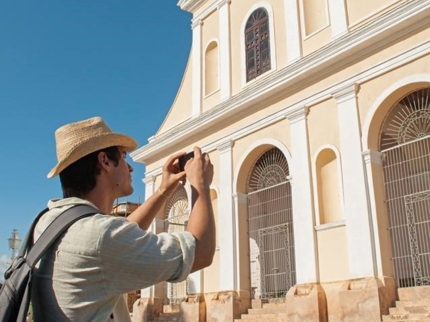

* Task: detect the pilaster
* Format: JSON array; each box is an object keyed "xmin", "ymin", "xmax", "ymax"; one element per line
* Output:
[
  {"xmin": 285, "ymin": 107, "xmax": 318, "ymax": 284},
  {"xmin": 233, "ymin": 192, "xmax": 247, "ymax": 290},
  {"xmin": 218, "ymin": 0, "xmax": 231, "ymax": 101},
  {"xmin": 284, "ymin": 0, "xmax": 302, "ymax": 62},
  {"xmin": 333, "ymin": 85, "xmax": 376, "ymax": 278},
  {"xmin": 217, "ymin": 140, "xmax": 236, "ymax": 290},
  {"xmin": 192, "ymin": 19, "xmax": 203, "ymax": 117},
  {"xmin": 327, "ymin": 0, "xmax": 348, "ymax": 39}
]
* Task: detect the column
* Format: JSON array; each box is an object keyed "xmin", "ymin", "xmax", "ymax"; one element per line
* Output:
[
  {"xmin": 362, "ymin": 149, "xmax": 383, "ymax": 276},
  {"xmin": 192, "ymin": 19, "xmax": 203, "ymax": 117},
  {"xmin": 333, "ymin": 85, "xmax": 375, "ymax": 278},
  {"xmin": 286, "ymin": 107, "xmax": 318, "ymax": 284},
  {"xmin": 218, "ymin": 0, "xmax": 231, "ymax": 101},
  {"xmin": 141, "ymin": 175, "xmax": 155, "ymax": 298},
  {"xmin": 284, "ymin": 0, "xmax": 302, "ymax": 62},
  {"xmin": 233, "ymin": 192, "xmax": 247, "ymax": 290},
  {"xmin": 217, "ymin": 140, "xmax": 236, "ymax": 290},
  {"xmin": 327, "ymin": 0, "xmax": 348, "ymax": 39}
]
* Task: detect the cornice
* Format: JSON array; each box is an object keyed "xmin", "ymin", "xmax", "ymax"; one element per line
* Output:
[
  {"xmin": 331, "ymin": 84, "xmax": 358, "ymax": 103},
  {"xmin": 285, "ymin": 106, "xmax": 309, "ymax": 124},
  {"xmin": 177, "ymin": 0, "xmax": 208, "ymax": 13},
  {"xmin": 131, "ymin": 0, "xmax": 430, "ymax": 163},
  {"xmin": 217, "ymin": 140, "xmax": 234, "ymax": 152}
]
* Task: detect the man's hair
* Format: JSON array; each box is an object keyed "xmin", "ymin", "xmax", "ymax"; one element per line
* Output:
[{"xmin": 60, "ymin": 146, "xmax": 121, "ymax": 198}]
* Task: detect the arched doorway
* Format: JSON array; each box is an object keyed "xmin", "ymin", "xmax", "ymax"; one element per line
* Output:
[
  {"xmin": 380, "ymin": 87, "xmax": 430, "ymax": 288},
  {"xmin": 246, "ymin": 147, "xmax": 296, "ymax": 301},
  {"xmin": 165, "ymin": 186, "xmax": 189, "ymax": 303}
]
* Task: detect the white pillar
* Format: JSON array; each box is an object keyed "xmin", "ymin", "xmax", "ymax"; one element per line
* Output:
[
  {"xmin": 286, "ymin": 107, "xmax": 318, "ymax": 284},
  {"xmin": 218, "ymin": 0, "xmax": 231, "ymax": 101},
  {"xmin": 327, "ymin": 0, "xmax": 348, "ymax": 39},
  {"xmin": 233, "ymin": 192, "xmax": 247, "ymax": 290},
  {"xmin": 141, "ymin": 175, "xmax": 156, "ymax": 298},
  {"xmin": 333, "ymin": 85, "xmax": 376, "ymax": 278},
  {"xmin": 217, "ymin": 140, "xmax": 236, "ymax": 290},
  {"xmin": 192, "ymin": 19, "xmax": 203, "ymax": 117},
  {"xmin": 362, "ymin": 149, "xmax": 383, "ymax": 276},
  {"xmin": 283, "ymin": 0, "xmax": 302, "ymax": 62}
]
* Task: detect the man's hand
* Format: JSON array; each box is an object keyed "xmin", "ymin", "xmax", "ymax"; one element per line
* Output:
[{"xmin": 158, "ymin": 151, "xmax": 187, "ymax": 198}]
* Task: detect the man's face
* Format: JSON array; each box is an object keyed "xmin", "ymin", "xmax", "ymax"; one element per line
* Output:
[{"xmin": 110, "ymin": 147, "xmax": 134, "ymax": 198}]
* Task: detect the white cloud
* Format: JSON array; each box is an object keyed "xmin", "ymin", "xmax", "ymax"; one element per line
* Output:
[{"xmin": 0, "ymin": 254, "xmax": 10, "ymax": 283}]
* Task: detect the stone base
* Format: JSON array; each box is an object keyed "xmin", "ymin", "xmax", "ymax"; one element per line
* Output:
[
  {"xmin": 323, "ymin": 276, "xmax": 396, "ymax": 322},
  {"xmin": 131, "ymin": 297, "xmax": 163, "ymax": 322},
  {"xmin": 181, "ymin": 294, "xmax": 206, "ymax": 322},
  {"xmin": 205, "ymin": 290, "xmax": 250, "ymax": 322},
  {"xmin": 286, "ymin": 283, "xmax": 327, "ymax": 322}
]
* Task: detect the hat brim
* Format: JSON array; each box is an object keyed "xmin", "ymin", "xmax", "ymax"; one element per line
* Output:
[{"xmin": 47, "ymin": 132, "xmax": 137, "ymax": 178}]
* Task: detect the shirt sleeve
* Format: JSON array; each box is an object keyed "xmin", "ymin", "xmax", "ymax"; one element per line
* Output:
[{"xmin": 98, "ymin": 217, "xmax": 196, "ymax": 296}]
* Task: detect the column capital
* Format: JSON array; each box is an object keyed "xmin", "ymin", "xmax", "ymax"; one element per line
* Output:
[
  {"xmin": 332, "ymin": 84, "xmax": 358, "ymax": 103},
  {"xmin": 143, "ymin": 175, "xmax": 155, "ymax": 185},
  {"xmin": 217, "ymin": 140, "xmax": 234, "ymax": 152},
  {"xmin": 233, "ymin": 192, "xmax": 247, "ymax": 204},
  {"xmin": 362, "ymin": 149, "xmax": 382, "ymax": 165},
  {"xmin": 217, "ymin": 0, "xmax": 231, "ymax": 9},
  {"xmin": 191, "ymin": 19, "xmax": 204, "ymax": 30},
  {"xmin": 285, "ymin": 106, "xmax": 309, "ymax": 124}
]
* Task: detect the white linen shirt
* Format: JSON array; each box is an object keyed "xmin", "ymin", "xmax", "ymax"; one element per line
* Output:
[{"xmin": 31, "ymin": 198, "xmax": 195, "ymax": 322}]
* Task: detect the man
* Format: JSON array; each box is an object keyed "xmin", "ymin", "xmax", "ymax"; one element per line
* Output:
[{"xmin": 32, "ymin": 116, "xmax": 215, "ymax": 322}]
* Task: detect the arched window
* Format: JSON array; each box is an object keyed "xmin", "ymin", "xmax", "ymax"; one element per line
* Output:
[
  {"xmin": 245, "ymin": 8, "xmax": 271, "ymax": 82},
  {"xmin": 205, "ymin": 41, "xmax": 219, "ymax": 95}
]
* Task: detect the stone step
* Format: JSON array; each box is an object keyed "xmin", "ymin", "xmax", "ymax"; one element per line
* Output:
[
  {"xmin": 397, "ymin": 300, "xmax": 430, "ymax": 308},
  {"xmin": 382, "ymin": 313, "xmax": 430, "ymax": 321},
  {"xmin": 248, "ymin": 307, "xmax": 287, "ymax": 315},
  {"xmin": 390, "ymin": 306, "xmax": 430, "ymax": 315},
  {"xmin": 151, "ymin": 312, "xmax": 182, "ymax": 322},
  {"xmin": 240, "ymin": 313, "xmax": 278, "ymax": 321},
  {"xmin": 399, "ymin": 286, "xmax": 430, "ymax": 302}
]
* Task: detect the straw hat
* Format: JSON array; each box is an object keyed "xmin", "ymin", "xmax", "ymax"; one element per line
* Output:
[{"xmin": 47, "ymin": 116, "xmax": 138, "ymax": 178}]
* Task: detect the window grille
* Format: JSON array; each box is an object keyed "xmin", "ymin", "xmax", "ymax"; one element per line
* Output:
[
  {"xmin": 165, "ymin": 186, "xmax": 190, "ymax": 304},
  {"xmin": 247, "ymin": 148, "xmax": 295, "ymax": 301},
  {"xmin": 380, "ymin": 88, "xmax": 430, "ymax": 288},
  {"xmin": 245, "ymin": 8, "xmax": 271, "ymax": 82}
]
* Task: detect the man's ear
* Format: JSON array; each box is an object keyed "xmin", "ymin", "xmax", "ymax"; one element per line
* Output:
[{"xmin": 98, "ymin": 151, "xmax": 111, "ymax": 171}]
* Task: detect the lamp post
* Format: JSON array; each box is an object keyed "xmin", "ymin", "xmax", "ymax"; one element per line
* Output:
[{"xmin": 8, "ymin": 229, "xmax": 21, "ymax": 262}]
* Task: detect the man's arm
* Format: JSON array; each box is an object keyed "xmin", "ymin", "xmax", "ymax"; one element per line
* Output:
[
  {"xmin": 184, "ymin": 147, "xmax": 216, "ymax": 272},
  {"xmin": 126, "ymin": 152, "xmax": 186, "ymax": 230}
]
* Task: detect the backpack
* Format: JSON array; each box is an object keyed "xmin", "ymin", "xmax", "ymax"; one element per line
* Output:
[{"xmin": 0, "ymin": 204, "xmax": 98, "ymax": 322}]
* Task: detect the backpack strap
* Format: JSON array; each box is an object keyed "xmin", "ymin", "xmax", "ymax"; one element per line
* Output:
[{"xmin": 26, "ymin": 204, "xmax": 99, "ymax": 267}]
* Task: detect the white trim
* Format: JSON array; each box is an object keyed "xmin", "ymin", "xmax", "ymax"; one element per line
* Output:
[
  {"xmin": 327, "ymin": 0, "xmax": 348, "ymax": 39},
  {"xmin": 219, "ymin": 0, "xmax": 231, "ymax": 100},
  {"xmin": 192, "ymin": 20, "xmax": 203, "ymax": 117},
  {"xmin": 178, "ymin": 0, "xmax": 208, "ymax": 13},
  {"xmin": 240, "ymin": 2, "xmax": 277, "ymax": 88},
  {"xmin": 299, "ymin": 0, "xmax": 330, "ymax": 39},
  {"xmin": 361, "ymin": 74, "xmax": 430, "ymax": 150},
  {"xmin": 284, "ymin": 0, "xmax": 302, "ymax": 62},
  {"xmin": 203, "ymin": 39, "xmax": 220, "ymax": 97},
  {"xmin": 233, "ymin": 138, "xmax": 292, "ymax": 191},
  {"xmin": 311, "ymin": 145, "xmax": 344, "ymax": 226},
  {"xmin": 314, "ymin": 220, "xmax": 346, "ymax": 231}
]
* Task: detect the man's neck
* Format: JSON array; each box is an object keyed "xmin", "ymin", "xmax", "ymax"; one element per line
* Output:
[{"xmin": 82, "ymin": 186, "xmax": 115, "ymax": 214}]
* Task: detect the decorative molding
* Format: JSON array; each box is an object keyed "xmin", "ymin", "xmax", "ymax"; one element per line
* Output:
[
  {"xmin": 285, "ymin": 106, "xmax": 309, "ymax": 124},
  {"xmin": 131, "ymin": 1, "xmax": 430, "ymax": 163},
  {"xmin": 191, "ymin": 19, "xmax": 203, "ymax": 30},
  {"xmin": 314, "ymin": 220, "xmax": 346, "ymax": 231},
  {"xmin": 143, "ymin": 175, "xmax": 155, "ymax": 185},
  {"xmin": 332, "ymin": 84, "xmax": 358, "ymax": 103},
  {"xmin": 217, "ymin": 140, "xmax": 234, "ymax": 152},
  {"xmin": 217, "ymin": 0, "xmax": 231, "ymax": 10},
  {"xmin": 362, "ymin": 149, "xmax": 382, "ymax": 165},
  {"xmin": 233, "ymin": 193, "xmax": 248, "ymax": 205},
  {"xmin": 178, "ymin": 0, "xmax": 208, "ymax": 13}
]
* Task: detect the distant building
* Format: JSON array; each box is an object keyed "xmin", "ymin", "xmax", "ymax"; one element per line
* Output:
[{"xmin": 131, "ymin": 0, "xmax": 430, "ymax": 321}]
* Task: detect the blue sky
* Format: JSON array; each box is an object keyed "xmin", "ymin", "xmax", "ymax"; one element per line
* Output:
[{"xmin": 0, "ymin": 1, "xmax": 192, "ymax": 281}]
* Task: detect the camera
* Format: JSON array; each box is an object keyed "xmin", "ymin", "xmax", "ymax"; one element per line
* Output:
[{"xmin": 178, "ymin": 151, "xmax": 194, "ymax": 171}]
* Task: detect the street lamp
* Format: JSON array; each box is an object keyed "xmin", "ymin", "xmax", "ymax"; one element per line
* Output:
[{"xmin": 8, "ymin": 229, "xmax": 21, "ymax": 262}]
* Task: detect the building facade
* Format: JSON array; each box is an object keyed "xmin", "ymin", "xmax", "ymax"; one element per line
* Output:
[{"xmin": 131, "ymin": 0, "xmax": 430, "ymax": 321}]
